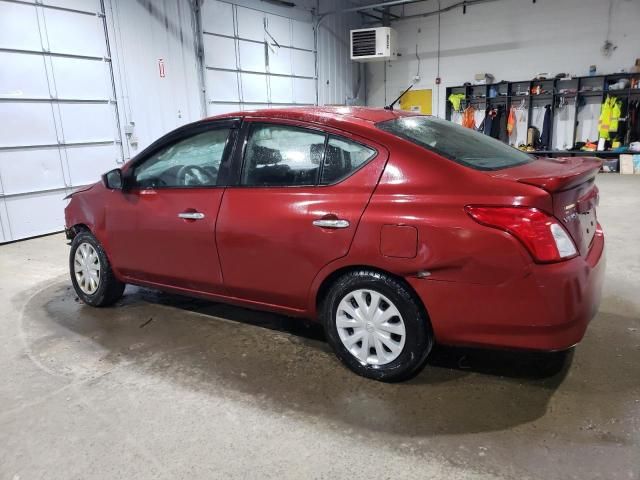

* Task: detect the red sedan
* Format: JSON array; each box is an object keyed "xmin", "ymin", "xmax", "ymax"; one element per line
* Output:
[{"xmin": 65, "ymin": 107, "xmax": 605, "ymax": 381}]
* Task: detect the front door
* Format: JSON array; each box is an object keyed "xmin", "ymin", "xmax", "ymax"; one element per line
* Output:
[
  {"xmin": 216, "ymin": 120, "xmax": 387, "ymax": 310},
  {"xmin": 106, "ymin": 121, "xmax": 238, "ymax": 294}
]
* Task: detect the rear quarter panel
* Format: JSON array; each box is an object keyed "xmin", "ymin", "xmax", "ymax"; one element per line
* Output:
[{"xmin": 307, "ymin": 136, "xmax": 552, "ymax": 314}]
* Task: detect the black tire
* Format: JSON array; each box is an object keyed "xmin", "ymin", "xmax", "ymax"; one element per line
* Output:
[
  {"xmin": 321, "ymin": 269, "xmax": 433, "ymax": 382},
  {"xmin": 69, "ymin": 231, "xmax": 125, "ymax": 307}
]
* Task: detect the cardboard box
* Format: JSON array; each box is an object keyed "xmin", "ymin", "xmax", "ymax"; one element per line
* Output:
[
  {"xmin": 619, "ymin": 154, "xmax": 640, "ymax": 174},
  {"xmin": 474, "ymin": 73, "xmax": 494, "ymax": 85}
]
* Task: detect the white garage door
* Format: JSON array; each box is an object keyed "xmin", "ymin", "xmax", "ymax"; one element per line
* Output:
[
  {"xmin": 0, "ymin": 0, "xmax": 123, "ymax": 243},
  {"xmin": 200, "ymin": 0, "xmax": 317, "ymax": 116}
]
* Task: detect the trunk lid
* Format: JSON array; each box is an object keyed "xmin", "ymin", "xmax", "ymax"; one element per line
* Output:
[{"xmin": 488, "ymin": 157, "xmax": 602, "ymax": 256}]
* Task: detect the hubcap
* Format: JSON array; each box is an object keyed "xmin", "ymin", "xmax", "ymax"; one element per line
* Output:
[
  {"xmin": 335, "ymin": 289, "xmax": 406, "ymax": 366},
  {"xmin": 74, "ymin": 242, "xmax": 101, "ymax": 295}
]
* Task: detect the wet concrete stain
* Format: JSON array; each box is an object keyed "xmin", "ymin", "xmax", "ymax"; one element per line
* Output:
[{"xmin": 22, "ymin": 280, "xmax": 640, "ymax": 479}]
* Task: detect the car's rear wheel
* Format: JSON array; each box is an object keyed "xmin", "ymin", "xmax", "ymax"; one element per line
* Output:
[
  {"xmin": 70, "ymin": 231, "xmax": 125, "ymax": 307},
  {"xmin": 322, "ymin": 270, "xmax": 433, "ymax": 382}
]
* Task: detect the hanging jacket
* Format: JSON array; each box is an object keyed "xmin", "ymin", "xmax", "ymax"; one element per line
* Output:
[
  {"xmin": 498, "ymin": 106, "xmax": 508, "ymax": 143},
  {"xmin": 610, "ymin": 98, "xmax": 621, "ymax": 133},
  {"xmin": 461, "ymin": 106, "xmax": 476, "ymax": 129},
  {"xmin": 598, "ymin": 96, "xmax": 613, "ymax": 139},
  {"xmin": 540, "ymin": 105, "xmax": 552, "ymax": 150},
  {"xmin": 490, "ymin": 107, "xmax": 501, "ymax": 138},
  {"xmin": 448, "ymin": 93, "xmax": 465, "ymax": 112},
  {"xmin": 628, "ymin": 100, "xmax": 640, "ymax": 143},
  {"xmin": 598, "ymin": 95, "xmax": 622, "ymax": 139},
  {"xmin": 483, "ymin": 108, "xmax": 494, "ymax": 136},
  {"xmin": 507, "ymin": 107, "xmax": 516, "ymax": 136}
]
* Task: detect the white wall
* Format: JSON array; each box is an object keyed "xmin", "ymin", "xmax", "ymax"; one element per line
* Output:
[{"xmin": 366, "ymin": 0, "xmax": 640, "ymax": 118}]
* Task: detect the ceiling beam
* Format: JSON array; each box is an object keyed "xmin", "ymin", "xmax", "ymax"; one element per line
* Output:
[
  {"xmin": 344, "ymin": 0, "xmax": 429, "ymax": 13},
  {"xmin": 373, "ymin": 7, "xmax": 399, "ymax": 18}
]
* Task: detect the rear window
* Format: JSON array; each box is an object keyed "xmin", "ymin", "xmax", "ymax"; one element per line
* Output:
[{"xmin": 377, "ymin": 116, "xmax": 533, "ymax": 171}]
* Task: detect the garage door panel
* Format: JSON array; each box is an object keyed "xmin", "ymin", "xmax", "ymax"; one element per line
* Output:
[
  {"xmin": 293, "ymin": 78, "xmax": 315, "ymax": 104},
  {"xmin": 51, "ymin": 57, "xmax": 111, "ymax": 100},
  {"xmin": 236, "ymin": 7, "xmax": 264, "ymax": 42},
  {"xmin": 201, "ymin": 2, "xmax": 316, "ymax": 117},
  {"xmin": 42, "ymin": 8, "xmax": 106, "ymax": 57},
  {"xmin": 0, "ymin": 204, "xmax": 8, "ymax": 243},
  {"xmin": 42, "ymin": 0, "xmax": 101, "ymax": 14},
  {"xmin": 0, "ymin": 2, "xmax": 42, "ymax": 51},
  {"xmin": 204, "ymin": 36, "xmax": 236, "ymax": 69},
  {"xmin": 207, "ymin": 103, "xmax": 240, "ymax": 116},
  {"xmin": 242, "ymin": 104, "xmax": 270, "ymax": 111},
  {"xmin": 206, "ymin": 70, "xmax": 239, "ymax": 102},
  {"xmin": 0, "ymin": 0, "xmax": 121, "ymax": 243},
  {"xmin": 0, "ymin": 149, "xmax": 66, "ymax": 195},
  {"xmin": 239, "ymin": 40, "xmax": 266, "ymax": 73},
  {"xmin": 0, "ymin": 103, "xmax": 58, "ymax": 147},
  {"xmin": 266, "ymin": 14, "xmax": 291, "ymax": 47},
  {"xmin": 240, "ymin": 73, "xmax": 268, "ymax": 103},
  {"xmin": 201, "ymin": 0, "xmax": 234, "ymax": 36},
  {"xmin": 4, "ymin": 190, "xmax": 67, "ymax": 240},
  {"xmin": 58, "ymin": 103, "xmax": 116, "ymax": 143},
  {"xmin": 268, "ymin": 47, "xmax": 291, "ymax": 75},
  {"xmin": 269, "ymin": 76, "xmax": 293, "ymax": 104},
  {"xmin": 65, "ymin": 144, "xmax": 118, "ymax": 186},
  {"xmin": 292, "ymin": 20, "xmax": 314, "ymax": 51},
  {"xmin": 292, "ymin": 49, "xmax": 315, "ymax": 78},
  {"xmin": 0, "ymin": 52, "xmax": 50, "ymax": 99}
]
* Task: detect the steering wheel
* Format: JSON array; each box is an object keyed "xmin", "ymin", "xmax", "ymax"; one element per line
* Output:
[{"xmin": 176, "ymin": 165, "xmax": 215, "ymax": 186}]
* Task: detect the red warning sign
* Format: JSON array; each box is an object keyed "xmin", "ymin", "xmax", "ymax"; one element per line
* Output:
[{"xmin": 158, "ymin": 58, "xmax": 166, "ymax": 78}]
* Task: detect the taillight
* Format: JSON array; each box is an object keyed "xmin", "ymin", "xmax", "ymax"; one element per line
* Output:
[{"xmin": 465, "ymin": 206, "xmax": 577, "ymax": 263}]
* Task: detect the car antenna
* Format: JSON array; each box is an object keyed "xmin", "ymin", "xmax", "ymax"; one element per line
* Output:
[{"xmin": 384, "ymin": 83, "xmax": 414, "ymax": 111}]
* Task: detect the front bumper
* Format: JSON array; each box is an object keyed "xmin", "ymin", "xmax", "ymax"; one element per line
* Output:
[{"xmin": 408, "ymin": 228, "xmax": 606, "ymax": 351}]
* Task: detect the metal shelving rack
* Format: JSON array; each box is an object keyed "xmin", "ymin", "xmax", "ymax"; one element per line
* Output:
[{"xmin": 445, "ymin": 73, "xmax": 640, "ymax": 158}]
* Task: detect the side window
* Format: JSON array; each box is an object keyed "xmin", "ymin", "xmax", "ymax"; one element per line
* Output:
[
  {"xmin": 133, "ymin": 128, "xmax": 230, "ymax": 188},
  {"xmin": 320, "ymin": 136, "xmax": 376, "ymax": 185},
  {"xmin": 241, "ymin": 124, "xmax": 326, "ymax": 187}
]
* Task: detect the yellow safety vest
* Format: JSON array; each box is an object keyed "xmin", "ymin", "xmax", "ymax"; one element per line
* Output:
[{"xmin": 599, "ymin": 96, "xmax": 622, "ymax": 140}]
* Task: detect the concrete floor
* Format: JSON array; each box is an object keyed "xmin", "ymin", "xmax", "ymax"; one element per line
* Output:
[{"xmin": 1, "ymin": 174, "xmax": 639, "ymax": 480}]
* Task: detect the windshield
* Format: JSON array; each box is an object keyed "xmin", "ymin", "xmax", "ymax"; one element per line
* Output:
[{"xmin": 377, "ymin": 116, "xmax": 533, "ymax": 171}]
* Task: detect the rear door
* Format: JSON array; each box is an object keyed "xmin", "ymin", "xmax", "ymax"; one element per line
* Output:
[
  {"xmin": 215, "ymin": 119, "xmax": 388, "ymax": 310},
  {"xmin": 106, "ymin": 120, "xmax": 239, "ymax": 294}
]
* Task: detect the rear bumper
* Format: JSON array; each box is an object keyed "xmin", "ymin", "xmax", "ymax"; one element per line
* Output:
[{"xmin": 408, "ymin": 228, "xmax": 605, "ymax": 351}]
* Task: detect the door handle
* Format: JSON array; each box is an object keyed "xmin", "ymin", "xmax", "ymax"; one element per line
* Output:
[
  {"xmin": 312, "ymin": 218, "xmax": 350, "ymax": 229},
  {"xmin": 178, "ymin": 211, "xmax": 205, "ymax": 220}
]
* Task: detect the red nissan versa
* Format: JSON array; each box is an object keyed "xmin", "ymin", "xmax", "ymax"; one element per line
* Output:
[{"xmin": 64, "ymin": 107, "xmax": 605, "ymax": 381}]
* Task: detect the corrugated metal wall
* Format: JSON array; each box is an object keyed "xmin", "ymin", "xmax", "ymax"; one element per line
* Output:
[
  {"xmin": 105, "ymin": 0, "xmax": 203, "ymax": 157},
  {"xmin": 317, "ymin": 0, "xmax": 364, "ymax": 106}
]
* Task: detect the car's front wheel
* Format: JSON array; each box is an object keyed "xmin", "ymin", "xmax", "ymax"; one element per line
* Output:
[
  {"xmin": 70, "ymin": 231, "xmax": 125, "ymax": 307},
  {"xmin": 322, "ymin": 270, "xmax": 433, "ymax": 382}
]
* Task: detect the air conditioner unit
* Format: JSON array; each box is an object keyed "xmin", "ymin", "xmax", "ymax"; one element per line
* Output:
[{"xmin": 350, "ymin": 27, "xmax": 397, "ymax": 62}]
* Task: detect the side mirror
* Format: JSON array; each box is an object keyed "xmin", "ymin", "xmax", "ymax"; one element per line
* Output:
[{"xmin": 103, "ymin": 168, "xmax": 123, "ymax": 190}]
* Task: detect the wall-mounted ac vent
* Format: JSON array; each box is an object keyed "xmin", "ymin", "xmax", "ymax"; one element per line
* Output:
[{"xmin": 350, "ymin": 27, "xmax": 397, "ymax": 62}]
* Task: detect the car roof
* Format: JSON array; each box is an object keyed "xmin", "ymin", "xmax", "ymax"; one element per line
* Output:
[{"xmin": 209, "ymin": 106, "xmax": 420, "ymax": 131}]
